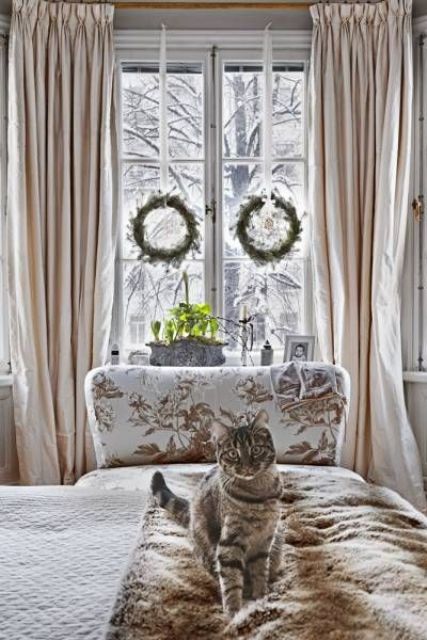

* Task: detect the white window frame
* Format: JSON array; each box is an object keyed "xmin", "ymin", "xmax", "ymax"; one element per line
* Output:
[
  {"xmin": 114, "ymin": 30, "xmax": 312, "ymax": 355},
  {"xmin": 0, "ymin": 32, "xmax": 8, "ymax": 368},
  {"xmin": 114, "ymin": 46, "xmax": 213, "ymax": 350},
  {"xmin": 214, "ymin": 47, "xmax": 312, "ymax": 335},
  {"xmin": 403, "ymin": 19, "xmax": 427, "ymax": 372}
]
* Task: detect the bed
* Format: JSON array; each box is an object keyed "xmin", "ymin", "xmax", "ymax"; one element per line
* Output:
[
  {"xmin": 0, "ymin": 464, "xmax": 364, "ymax": 640},
  {"xmin": 1, "ymin": 363, "xmax": 426, "ymax": 640}
]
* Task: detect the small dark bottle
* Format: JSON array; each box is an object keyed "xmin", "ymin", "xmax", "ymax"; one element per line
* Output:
[
  {"xmin": 111, "ymin": 343, "xmax": 120, "ymax": 365},
  {"xmin": 260, "ymin": 340, "xmax": 273, "ymax": 366}
]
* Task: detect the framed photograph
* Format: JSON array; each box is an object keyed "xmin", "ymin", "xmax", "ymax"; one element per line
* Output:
[{"xmin": 284, "ymin": 335, "xmax": 315, "ymax": 363}]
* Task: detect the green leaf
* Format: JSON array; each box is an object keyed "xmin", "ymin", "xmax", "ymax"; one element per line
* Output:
[
  {"xmin": 182, "ymin": 270, "xmax": 190, "ymax": 305},
  {"xmin": 164, "ymin": 319, "xmax": 177, "ymax": 344},
  {"xmin": 151, "ymin": 320, "xmax": 161, "ymax": 341},
  {"xmin": 195, "ymin": 303, "xmax": 211, "ymax": 315},
  {"xmin": 209, "ymin": 318, "xmax": 219, "ymax": 337}
]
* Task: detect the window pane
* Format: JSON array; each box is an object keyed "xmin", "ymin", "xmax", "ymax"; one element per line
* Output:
[
  {"xmin": 223, "ymin": 162, "xmax": 262, "ymax": 257},
  {"xmin": 122, "ymin": 163, "xmax": 160, "ymax": 259},
  {"xmin": 223, "ymin": 162, "xmax": 304, "ymax": 258},
  {"xmin": 223, "ymin": 65, "xmax": 262, "ymax": 159},
  {"xmin": 167, "ymin": 69, "xmax": 204, "ymax": 160},
  {"xmin": 122, "ymin": 162, "xmax": 205, "ymax": 259},
  {"xmin": 223, "ymin": 259, "xmax": 304, "ymax": 350},
  {"xmin": 169, "ymin": 162, "xmax": 204, "ymax": 220},
  {"xmin": 122, "ymin": 64, "xmax": 203, "ymax": 160},
  {"xmin": 272, "ymin": 162, "xmax": 304, "ymax": 212},
  {"xmin": 122, "ymin": 69, "xmax": 160, "ymax": 159},
  {"xmin": 223, "ymin": 63, "xmax": 304, "ymax": 160},
  {"xmin": 122, "ymin": 260, "xmax": 204, "ymax": 350},
  {"xmin": 273, "ymin": 67, "xmax": 304, "ymax": 159}
]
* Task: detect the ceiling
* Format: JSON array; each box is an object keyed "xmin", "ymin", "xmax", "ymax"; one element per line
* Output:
[{"xmin": 0, "ymin": 0, "xmax": 425, "ymax": 30}]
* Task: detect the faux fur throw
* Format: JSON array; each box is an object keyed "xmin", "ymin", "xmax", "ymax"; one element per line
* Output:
[{"xmin": 105, "ymin": 472, "xmax": 427, "ymax": 640}]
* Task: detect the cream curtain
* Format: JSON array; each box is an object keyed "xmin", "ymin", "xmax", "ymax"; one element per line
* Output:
[
  {"xmin": 7, "ymin": 0, "xmax": 118, "ymax": 484},
  {"xmin": 310, "ymin": 0, "xmax": 426, "ymax": 510}
]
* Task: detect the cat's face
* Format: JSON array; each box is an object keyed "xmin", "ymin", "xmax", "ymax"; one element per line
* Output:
[{"xmin": 212, "ymin": 410, "xmax": 276, "ymax": 480}]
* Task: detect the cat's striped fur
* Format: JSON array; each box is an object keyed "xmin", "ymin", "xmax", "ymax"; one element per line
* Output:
[{"xmin": 151, "ymin": 410, "xmax": 282, "ymax": 617}]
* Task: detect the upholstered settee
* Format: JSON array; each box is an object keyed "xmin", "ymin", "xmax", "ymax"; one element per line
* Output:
[{"xmin": 85, "ymin": 362, "xmax": 349, "ymax": 470}]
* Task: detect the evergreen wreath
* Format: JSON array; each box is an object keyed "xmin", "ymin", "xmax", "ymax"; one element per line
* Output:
[
  {"xmin": 236, "ymin": 193, "xmax": 302, "ymax": 265},
  {"xmin": 130, "ymin": 192, "xmax": 201, "ymax": 268}
]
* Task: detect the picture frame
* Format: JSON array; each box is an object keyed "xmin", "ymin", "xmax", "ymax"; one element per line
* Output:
[{"xmin": 283, "ymin": 335, "xmax": 315, "ymax": 363}]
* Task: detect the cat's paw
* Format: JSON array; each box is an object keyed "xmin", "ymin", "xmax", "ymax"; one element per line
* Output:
[
  {"xmin": 224, "ymin": 605, "xmax": 240, "ymax": 619},
  {"xmin": 251, "ymin": 587, "xmax": 267, "ymax": 601},
  {"xmin": 269, "ymin": 567, "xmax": 282, "ymax": 584},
  {"xmin": 223, "ymin": 598, "xmax": 242, "ymax": 619},
  {"xmin": 150, "ymin": 471, "xmax": 170, "ymax": 507},
  {"xmin": 150, "ymin": 470, "xmax": 166, "ymax": 495}
]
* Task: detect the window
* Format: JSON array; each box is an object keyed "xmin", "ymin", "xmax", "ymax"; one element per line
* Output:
[
  {"xmin": 221, "ymin": 61, "xmax": 306, "ymax": 348},
  {"xmin": 129, "ymin": 314, "xmax": 146, "ymax": 346},
  {"xmin": 120, "ymin": 61, "xmax": 206, "ymax": 350},
  {"xmin": 403, "ymin": 32, "xmax": 427, "ymax": 371},
  {"xmin": 117, "ymin": 43, "xmax": 310, "ymax": 356},
  {"xmin": 0, "ymin": 35, "xmax": 8, "ymax": 368}
]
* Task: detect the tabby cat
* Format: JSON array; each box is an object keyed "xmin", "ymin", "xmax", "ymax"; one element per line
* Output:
[{"xmin": 151, "ymin": 409, "xmax": 282, "ymax": 617}]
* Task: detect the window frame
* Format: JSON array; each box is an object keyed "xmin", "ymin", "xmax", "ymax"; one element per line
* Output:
[
  {"xmin": 214, "ymin": 48, "xmax": 312, "ymax": 336},
  {"xmin": 403, "ymin": 25, "xmax": 427, "ymax": 371},
  {"xmin": 114, "ymin": 33, "xmax": 313, "ymax": 355},
  {"xmin": 0, "ymin": 33, "xmax": 8, "ymax": 368},
  {"xmin": 114, "ymin": 47, "xmax": 214, "ymax": 351}
]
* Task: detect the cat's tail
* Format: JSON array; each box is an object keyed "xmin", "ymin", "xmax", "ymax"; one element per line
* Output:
[{"xmin": 151, "ymin": 471, "xmax": 190, "ymax": 528}]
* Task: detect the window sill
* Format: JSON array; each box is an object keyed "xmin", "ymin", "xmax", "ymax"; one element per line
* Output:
[
  {"xmin": 403, "ymin": 371, "xmax": 427, "ymax": 384},
  {"xmin": 0, "ymin": 374, "xmax": 12, "ymax": 388},
  {"xmin": 224, "ymin": 350, "xmax": 287, "ymax": 366}
]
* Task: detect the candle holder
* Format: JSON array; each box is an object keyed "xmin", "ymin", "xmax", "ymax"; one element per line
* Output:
[{"xmin": 239, "ymin": 317, "xmax": 254, "ymax": 366}]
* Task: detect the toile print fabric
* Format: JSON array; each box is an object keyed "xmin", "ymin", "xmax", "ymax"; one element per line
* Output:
[{"xmin": 85, "ymin": 363, "xmax": 349, "ymax": 469}]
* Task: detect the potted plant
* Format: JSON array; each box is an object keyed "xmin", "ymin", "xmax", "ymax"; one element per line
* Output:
[{"xmin": 148, "ymin": 272, "xmax": 226, "ymax": 367}]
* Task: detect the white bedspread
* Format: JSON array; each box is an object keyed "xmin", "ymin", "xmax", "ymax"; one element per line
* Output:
[{"xmin": 0, "ymin": 487, "xmax": 145, "ymax": 640}]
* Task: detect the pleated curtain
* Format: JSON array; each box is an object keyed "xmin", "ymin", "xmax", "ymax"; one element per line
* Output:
[
  {"xmin": 310, "ymin": 0, "xmax": 426, "ymax": 510},
  {"xmin": 7, "ymin": 0, "xmax": 118, "ymax": 484}
]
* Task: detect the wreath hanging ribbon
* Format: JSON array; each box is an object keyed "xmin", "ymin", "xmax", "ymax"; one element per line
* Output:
[
  {"xmin": 263, "ymin": 22, "xmax": 273, "ymax": 210},
  {"xmin": 159, "ymin": 23, "xmax": 168, "ymax": 194},
  {"xmin": 130, "ymin": 25, "xmax": 201, "ymax": 267},
  {"xmin": 235, "ymin": 24, "xmax": 302, "ymax": 265}
]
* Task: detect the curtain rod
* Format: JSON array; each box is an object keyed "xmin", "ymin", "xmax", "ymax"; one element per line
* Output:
[
  {"xmin": 113, "ymin": 1, "xmax": 380, "ymax": 10},
  {"xmin": 114, "ymin": 1, "xmax": 312, "ymax": 8}
]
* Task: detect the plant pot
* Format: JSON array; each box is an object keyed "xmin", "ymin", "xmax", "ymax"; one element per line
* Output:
[{"xmin": 148, "ymin": 339, "xmax": 226, "ymax": 367}]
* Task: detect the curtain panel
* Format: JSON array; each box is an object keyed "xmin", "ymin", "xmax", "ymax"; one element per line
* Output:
[
  {"xmin": 7, "ymin": 0, "xmax": 118, "ymax": 484},
  {"xmin": 310, "ymin": 0, "xmax": 426, "ymax": 510}
]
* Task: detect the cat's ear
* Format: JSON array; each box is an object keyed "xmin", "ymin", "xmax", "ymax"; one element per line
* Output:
[
  {"xmin": 251, "ymin": 410, "xmax": 269, "ymax": 432},
  {"xmin": 211, "ymin": 420, "xmax": 230, "ymax": 443}
]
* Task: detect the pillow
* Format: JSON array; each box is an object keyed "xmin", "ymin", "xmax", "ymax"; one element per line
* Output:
[{"xmin": 85, "ymin": 363, "xmax": 349, "ymax": 469}]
